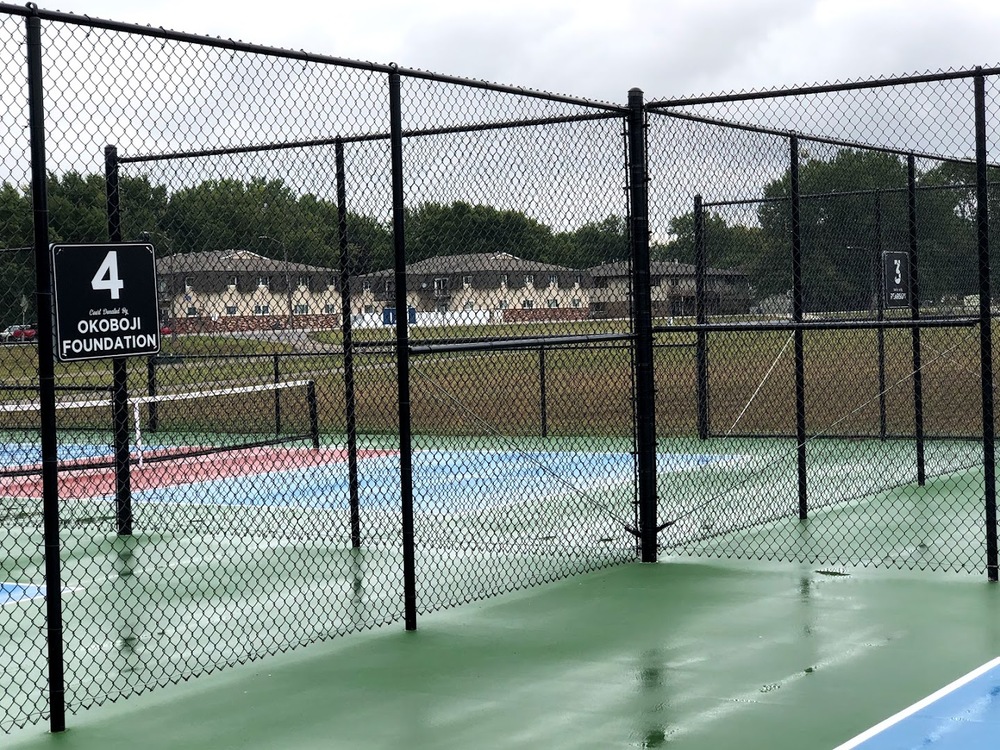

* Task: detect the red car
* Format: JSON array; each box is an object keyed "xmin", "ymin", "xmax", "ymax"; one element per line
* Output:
[{"xmin": 1, "ymin": 324, "xmax": 35, "ymax": 342}]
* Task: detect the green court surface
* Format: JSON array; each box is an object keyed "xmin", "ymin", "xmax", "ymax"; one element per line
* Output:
[{"xmin": 6, "ymin": 558, "xmax": 1000, "ymax": 750}]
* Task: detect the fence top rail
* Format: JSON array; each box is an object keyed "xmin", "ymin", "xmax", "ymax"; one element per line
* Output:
[
  {"xmin": 118, "ymin": 112, "xmax": 623, "ymax": 165},
  {"xmin": 701, "ymin": 180, "xmax": 993, "ymax": 209},
  {"xmin": 645, "ymin": 108, "xmax": 985, "ymax": 169},
  {"xmin": 647, "ymin": 65, "xmax": 1000, "ymax": 109},
  {"xmin": 654, "ymin": 317, "xmax": 981, "ymax": 334},
  {"xmin": 409, "ymin": 332, "xmax": 636, "ymax": 355},
  {"xmin": 4, "ymin": 3, "xmax": 626, "ymax": 115}
]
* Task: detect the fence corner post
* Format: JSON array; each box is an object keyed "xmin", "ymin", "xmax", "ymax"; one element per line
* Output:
[{"xmin": 627, "ymin": 88, "xmax": 659, "ymax": 563}]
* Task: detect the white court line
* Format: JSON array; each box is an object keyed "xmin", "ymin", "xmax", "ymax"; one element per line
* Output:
[{"xmin": 832, "ymin": 655, "xmax": 1000, "ymax": 749}]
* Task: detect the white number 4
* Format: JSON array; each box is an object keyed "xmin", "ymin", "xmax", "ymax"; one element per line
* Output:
[{"xmin": 92, "ymin": 251, "xmax": 124, "ymax": 299}]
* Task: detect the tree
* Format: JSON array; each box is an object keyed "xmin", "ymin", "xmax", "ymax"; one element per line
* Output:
[
  {"xmin": 556, "ymin": 215, "xmax": 629, "ymax": 266},
  {"xmin": 404, "ymin": 201, "xmax": 555, "ymax": 266},
  {"xmin": 657, "ymin": 211, "xmax": 765, "ymax": 270}
]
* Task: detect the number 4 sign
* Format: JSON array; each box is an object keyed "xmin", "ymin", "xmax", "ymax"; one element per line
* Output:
[
  {"xmin": 51, "ymin": 243, "xmax": 161, "ymax": 362},
  {"xmin": 91, "ymin": 250, "xmax": 125, "ymax": 299}
]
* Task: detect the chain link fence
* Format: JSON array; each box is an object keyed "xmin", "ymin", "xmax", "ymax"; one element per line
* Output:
[
  {"xmin": 1, "ymin": 1, "xmax": 999, "ymax": 736},
  {"xmin": 646, "ymin": 73, "xmax": 997, "ymax": 573}
]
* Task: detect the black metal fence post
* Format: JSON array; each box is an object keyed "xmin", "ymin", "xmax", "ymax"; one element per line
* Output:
[
  {"xmin": 874, "ymin": 192, "xmax": 887, "ymax": 440},
  {"xmin": 694, "ymin": 194, "xmax": 710, "ymax": 440},
  {"xmin": 27, "ymin": 9, "xmax": 66, "ymax": 733},
  {"xmin": 974, "ymin": 71, "xmax": 998, "ymax": 581},
  {"xmin": 627, "ymin": 88, "xmax": 659, "ymax": 563},
  {"xmin": 336, "ymin": 138, "xmax": 362, "ymax": 550},
  {"xmin": 907, "ymin": 155, "xmax": 926, "ymax": 485},
  {"xmin": 390, "ymin": 71, "xmax": 418, "ymax": 626},
  {"xmin": 105, "ymin": 145, "xmax": 133, "ymax": 537},
  {"xmin": 790, "ymin": 136, "xmax": 808, "ymax": 520},
  {"xmin": 539, "ymin": 346, "xmax": 548, "ymax": 438}
]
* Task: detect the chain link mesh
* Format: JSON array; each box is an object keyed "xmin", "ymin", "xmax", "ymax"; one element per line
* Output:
[
  {"xmin": 648, "ymin": 72, "xmax": 997, "ymax": 574},
  {"xmin": 2, "ymin": 4, "xmax": 1000, "ymax": 735}
]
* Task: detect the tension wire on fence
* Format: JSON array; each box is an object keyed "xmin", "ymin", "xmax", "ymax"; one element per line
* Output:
[
  {"xmin": 720, "ymin": 333, "xmax": 795, "ymax": 439},
  {"xmin": 659, "ymin": 336, "xmax": 970, "ymax": 537}
]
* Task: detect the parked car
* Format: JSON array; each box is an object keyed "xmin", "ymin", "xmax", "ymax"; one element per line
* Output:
[{"xmin": 0, "ymin": 324, "xmax": 36, "ymax": 342}]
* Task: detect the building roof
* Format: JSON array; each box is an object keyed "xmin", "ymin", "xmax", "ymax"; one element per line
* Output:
[
  {"xmin": 156, "ymin": 249, "xmax": 335, "ymax": 275},
  {"xmin": 361, "ymin": 252, "xmax": 578, "ymax": 277}
]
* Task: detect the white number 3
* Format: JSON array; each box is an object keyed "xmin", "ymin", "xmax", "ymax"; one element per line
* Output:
[{"xmin": 91, "ymin": 251, "xmax": 124, "ymax": 299}]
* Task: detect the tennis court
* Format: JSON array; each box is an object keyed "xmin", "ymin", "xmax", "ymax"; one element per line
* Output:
[{"xmin": 4, "ymin": 558, "xmax": 999, "ymax": 750}]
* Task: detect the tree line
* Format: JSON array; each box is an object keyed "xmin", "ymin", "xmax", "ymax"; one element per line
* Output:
[{"xmin": 1, "ymin": 149, "xmax": 997, "ymax": 323}]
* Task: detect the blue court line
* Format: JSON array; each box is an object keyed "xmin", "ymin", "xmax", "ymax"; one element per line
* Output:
[
  {"xmin": 1, "ymin": 582, "xmax": 46, "ymax": 604},
  {"xmin": 833, "ymin": 656, "xmax": 1000, "ymax": 749}
]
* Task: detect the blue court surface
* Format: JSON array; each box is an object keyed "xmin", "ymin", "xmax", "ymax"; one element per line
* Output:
[
  {"xmin": 131, "ymin": 449, "xmax": 734, "ymax": 512},
  {"xmin": 833, "ymin": 656, "xmax": 1000, "ymax": 749},
  {"xmin": 1, "ymin": 583, "xmax": 46, "ymax": 604}
]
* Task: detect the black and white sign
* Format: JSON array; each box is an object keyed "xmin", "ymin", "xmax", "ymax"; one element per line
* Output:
[
  {"xmin": 882, "ymin": 250, "xmax": 911, "ymax": 309},
  {"xmin": 51, "ymin": 243, "xmax": 160, "ymax": 362}
]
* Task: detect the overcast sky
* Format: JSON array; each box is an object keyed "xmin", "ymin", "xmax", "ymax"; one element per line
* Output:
[{"xmin": 38, "ymin": 0, "xmax": 1000, "ymax": 105}]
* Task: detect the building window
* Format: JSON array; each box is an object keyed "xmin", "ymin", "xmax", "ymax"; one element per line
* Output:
[
  {"xmin": 293, "ymin": 304, "xmax": 309, "ymax": 315},
  {"xmin": 433, "ymin": 277, "xmax": 448, "ymax": 296},
  {"xmin": 183, "ymin": 276, "xmax": 192, "ymax": 291},
  {"xmin": 253, "ymin": 304, "xmax": 270, "ymax": 316},
  {"xmin": 575, "ymin": 274, "xmax": 583, "ymax": 286},
  {"xmin": 572, "ymin": 297, "xmax": 581, "ymax": 308},
  {"xmin": 228, "ymin": 275, "xmax": 238, "ymax": 288},
  {"xmin": 548, "ymin": 274, "xmax": 558, "ymax": 288},
  {"xmin": 592, "ymin": 302, "xmax": 606, "ymax": 314},
  {"xmin": 363, "ymin": 305, "xmax": 374, "ymax": 314},
  {"xmin": 500, "ymin": 273, "xmax": 509, "ymax": 286},
  {"xmin": 257, "ymin": 276, "xmax": 271, "ymax": 290},
  {"xmin": 298, "ymin": 276, "xmax": 309, "ymax": 288},
  {"xmin": 324, "ymin": 304, "xmax": 338, "ymax": 315},
  {"xmin": 186, "ymin": 306, "xmax": 197, "ymax": 317},
  {"xmin": 362, "ymin": 281, "xmax": 372, "ymax": 292},
  {"xmin": 499, "ymin": 299, "xmax": 509, "ymax": 310},
  {"xmin": 436, "ymin": 300, "xmax": 449, "ymax": 313},
  {"xmin": 463, "ymin": 275, "xmax": 472, "ymax": 288},
  {"xmin": 547, "ymin": 299, "xmax": 558, "ymax": 308},
  {"xmin": 521, "ymin": 300, "xmax": 534, "ymax": 309},
  {"xmin": 225, "ymin": 305, "xmax": 237, "ymax": 316},
  {"xmin": 525, "ymin": 274, "xmax": 534, "ymax": 286},
  {"xmin": 463, "ymin": 301, "xmax": 475, "ymax": 311}
]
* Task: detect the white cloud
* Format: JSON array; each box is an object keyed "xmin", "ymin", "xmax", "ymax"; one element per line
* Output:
[{"xmin": 40, "ymin": 0, "xmax": 1000, "ymax": 104}]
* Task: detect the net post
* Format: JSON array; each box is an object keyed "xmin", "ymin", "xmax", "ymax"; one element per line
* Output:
[
  {"xmin": 539, "ymin": 345, "xmax": 548, "ymax": 438},
  {"xmin": 273, "ymin": 353, "xmax": 282, "ymax": 436},
  {"xmin": 27, "ymin": 9, "xmax": 67, "ymax": 733},
  {"xmin": 146, "ymin": 354, "xmax": 158, "ymax": 433},
  {"xmin": 907, "ymin": 155, "xmax": 926, "ymax": 485},
  {"xmin": 627, "ymin": 87, "xmax": 659, "ymax": 563},
  {"xmin": 790, "ymin": 136, "xmax": 808, "ymax": 520},
  {"xmin": 390, "ymin": 70, "xmax": 418, "ymax": 629},
  {"xmin": 336, "ymin": 137, "xmax": 362, "ymax": 550},
  {"xmin": 974, "ymin": 71, "xmax": 997, "ymax": 582},
  {"xmin": 307, "ymin": 380, "xmax": 320, "ymax": 450}
]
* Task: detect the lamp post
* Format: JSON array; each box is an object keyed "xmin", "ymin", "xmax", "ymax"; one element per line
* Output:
[{"xmin": 258, "ymin": 234, "xmax": 292, "ymax": 327}]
